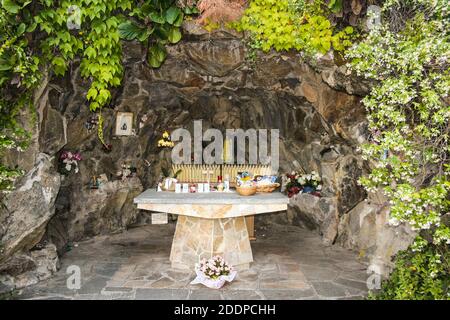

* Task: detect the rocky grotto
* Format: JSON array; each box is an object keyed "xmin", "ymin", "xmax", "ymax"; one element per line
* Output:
[
  {"xmin": 0, "ymin": 22, "xmax": 415, "ymax": 295},
  {"xmin": 2, "ymin": 0, "xmax": 448, "ymax": 302}
]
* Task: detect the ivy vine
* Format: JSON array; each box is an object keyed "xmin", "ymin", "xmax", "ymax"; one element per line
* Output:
[{"xmin": 0, "ymin": 0, "xmax": 190, "ymax": 190}]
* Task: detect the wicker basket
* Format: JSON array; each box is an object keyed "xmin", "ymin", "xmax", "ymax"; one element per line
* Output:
[
  {"xmin": 256, "ymin": 183, "xmax": 280, "ymax": 193},
  {"xmin": 235, "ymin": 185, "xmax": 257, "ymax": 196}
]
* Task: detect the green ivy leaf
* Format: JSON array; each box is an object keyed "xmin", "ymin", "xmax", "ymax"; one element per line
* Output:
[
  {"xmin": 86, "ymin": 88, "xmax": 98, "ymax": 101},
  {"xmin": 51, "ymin": 56, "xmax": 67, "ymax": 76}
]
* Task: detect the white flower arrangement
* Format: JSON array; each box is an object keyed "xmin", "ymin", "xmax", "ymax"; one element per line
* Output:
[
  {"xmin": 297, "ymin": 171, "xmax": 322, "ymax": 189},
  {"xmin": 190, "ymin": 256, "xmax": 237, "ymax": 289}
]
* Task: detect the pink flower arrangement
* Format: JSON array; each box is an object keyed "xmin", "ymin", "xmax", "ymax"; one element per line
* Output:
[
  {"xmin": 60, "ymin": 151, "xmax": 82, "ymax": 161},
  {"xmin": 191, "ymin": 255, "xmax": 237, "ymax": 289},
  {"xmin": 59, "ymin": 151, "xmax": 82, "ymax": 174},
  {"xmin": 196, "ymin": 256, "xmax": 233, "ymax": 280}
]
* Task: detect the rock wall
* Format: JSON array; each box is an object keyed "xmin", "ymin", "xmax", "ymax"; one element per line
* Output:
[{"xmin": 0, "ymin": 21, "xmax": 414, "ymax": 290}]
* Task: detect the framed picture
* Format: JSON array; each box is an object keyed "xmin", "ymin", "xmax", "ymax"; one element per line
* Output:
[{"xmin": 115, "ymin": 112, "xmax": 134, "ymax": 136}]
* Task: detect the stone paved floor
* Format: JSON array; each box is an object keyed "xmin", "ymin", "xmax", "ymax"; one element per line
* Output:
[{"xmin": 18, "ymin": 222, "xmax": 369, "ymax": 300}]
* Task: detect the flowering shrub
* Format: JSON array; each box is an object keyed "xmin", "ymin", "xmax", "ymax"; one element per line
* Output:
[
  {"xmin": 347, "ymin": 0, "xmax": 450, "ymax": 299},
  {"xmin": 284, "ymin": 171, "xmax": 322, "ymax": 197},
  {"xmin": 59, "ymin": 151, "xmax": 82, "ymax": 175},
  {"xmin": 370, "ymin": 243, "xmax": 449, "ymax": 300},
  {"xmin": 196, "ymin": 256, "xmax": 233, "ymax": 279}
]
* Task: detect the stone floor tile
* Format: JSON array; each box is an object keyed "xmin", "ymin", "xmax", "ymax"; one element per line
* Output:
[
  {"xmin": 188, "ymin": 289, "xmax": 224, "ymax": 300},
  {"xmin": 222, "ymin": 290, "xmax": 263, "ymax": 300},
  {"xmin": 17, "ymin": 224, "xmax": 369, "ymax": 300},
  {"xmin": 135, "ymin": 288, "xmax": 189, "ymax": 300},
  {"xmin": 260, "ymin": 289, "xmax": 316, "ymax": 300},
  {"xmin": 311, "ymin": 281, "xmax": 348, "ymax": 298}
]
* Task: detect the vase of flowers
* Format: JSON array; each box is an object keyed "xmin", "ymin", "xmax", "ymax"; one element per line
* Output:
[
  {"xmin": 190, "ymin": 256, "xmax": 237, "ymax": 289},
  {"xmin": 284, "ymin": 171, "xmax": 322, "ymax": 197},
  {"xmin": 59, "ymin": 151, "xmax": 82, "ymax": 175}
]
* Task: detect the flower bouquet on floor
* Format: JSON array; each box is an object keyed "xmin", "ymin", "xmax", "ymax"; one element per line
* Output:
[{"xmin": 190, "ymin": 256, "xmax": 237, "ymax": 289}]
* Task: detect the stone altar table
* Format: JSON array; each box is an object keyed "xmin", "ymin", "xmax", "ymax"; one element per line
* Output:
[{"xmin": 134, "ymin": 190, "xmax": 289, "ymax": 270}]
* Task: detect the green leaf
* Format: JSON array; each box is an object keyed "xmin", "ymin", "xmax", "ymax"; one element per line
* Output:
[
  {"xmin": 150, "ymin": 12, "xmax": 165, "ymax": 24},
  {"xmin": 86, "ymin": 87, "xmax": 98, "ymax": 101},
  {"xmin": 148, "ymin": 43, "xmax": 167, "ymax": 68},
  {"xmin": 167, "ymin": 27, "xmax": 182, "ymax": 44},
  {"xmin": 16, "ymin": 23, "xmax": 26, "ymax": 35},
  {"xmin": 1, "ymin": 0, "xmax": 20, "ymax": 14},
  {"xmin": 51, "ymin": 56, "xmax": 67, "ymax": 76},
  {"xmin": 328, "ymin": 0, "xmax": 343, "ymax": 13},
  {"xmin": 26, "ymin": 22, "xmax": 37, "ymax": 33},
  {"xmin": 97, "ymin": 88, "xmax": 111, "ymax": 104},
  {"xmin": 84, "ymin": 46, "xmax": 96, "ymax": 59},
  {"xmin": 137, "ymin": 28, "xmax": 154, "ymax": 42},
  {"xmin": 0, "ymin": 57, "xmax": 12, "ymax": 71},
  {"xmin": 118, "ymin": 21, "xmax": 145, "ymax": 40},
  {"xmin": 165, "ymin": 6, "xmax": 181, "ymax": 25},
  {"xmin": 173, "ymin": 12, "xmax": 184, "ymax": 27},
  {"xmin": 344, "ymin": 26, "xmax": 354, "ymax": 34}
]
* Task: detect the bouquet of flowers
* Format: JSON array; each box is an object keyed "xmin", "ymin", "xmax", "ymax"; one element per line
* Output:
[
  {"xmin": 236, "ymin": 171, "xmax": 256, "ymax": 187},
  {"xmin": 284, "ymin": 171, "xmax": 322, "ymax": 197},
  {"xmin": 190, "ymin": 256, "xmax": 237, "ymax": 289},
  {"xmin": 59, "ymin": 151, "xmax": 82, "ymax": 175}
]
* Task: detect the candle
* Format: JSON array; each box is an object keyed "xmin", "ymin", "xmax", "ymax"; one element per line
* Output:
[{"xmin": 223, "ymin": 138, "xmax": 232, "ymax": 163}]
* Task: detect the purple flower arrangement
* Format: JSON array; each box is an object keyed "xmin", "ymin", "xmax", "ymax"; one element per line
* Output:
[{"xmin": 59, "ymin": 151, "xmax": 82, "ymax": 175}]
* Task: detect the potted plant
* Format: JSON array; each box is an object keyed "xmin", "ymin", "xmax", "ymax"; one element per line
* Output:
[{"xmin": 190, "ymin": 256, "xmax": 237, "ymax": 289}]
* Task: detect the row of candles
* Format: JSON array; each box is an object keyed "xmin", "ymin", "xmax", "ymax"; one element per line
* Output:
[{"xmin": 170, "ymin": 175, "xmax": 231, "ymax": 193}]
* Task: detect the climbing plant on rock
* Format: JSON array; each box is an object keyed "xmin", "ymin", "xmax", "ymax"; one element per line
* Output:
[
  {"xmin": 118, "ymin": 0, "xmax": 184, "ymax": 67},
  {"xmin": 347, "ymin": 0, "xmax": 450, "ymax": 299},
  {"xmin": 0, "ymin": 0, "xmax": 40, "ymax": 190},
  {"xmin": 0, "ymin": 0, "xmax": 189, "ymax": 190},
  {"xmin": 37, "ymin": 0, "xmax": 131, "ymax": 112},
  {"xmin": 234, "ymin": 0, "xmax": 353, "ymax": 56}
]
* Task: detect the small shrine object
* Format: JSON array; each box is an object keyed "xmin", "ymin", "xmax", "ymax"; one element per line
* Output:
[
  {"xmin": 90, "ymin": 175, "xmax": 100, "ymax": 189},
  {"xmin": 90, "ymin": 174, "xmax": 108, "ymax": 189},
  {"xmin": 115, "ymin": 112, "xmax": 134, "ymax": 136},
  {"xmin": 84, "ymin": 115, "xmax": 99, "ymax": 131},
  {"xmin": 117, "ymin": 163, "xmax": 137, "ymax": 180}
]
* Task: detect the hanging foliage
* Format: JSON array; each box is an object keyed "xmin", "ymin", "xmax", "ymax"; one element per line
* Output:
[{"xmin": 0, "ymin": 0, "xmax": 191, "ymax": 191}]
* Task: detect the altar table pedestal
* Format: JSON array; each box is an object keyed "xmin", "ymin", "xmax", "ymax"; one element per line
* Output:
[{"xmin": 134, "ymin": 190, "xmax": 289, "ymax": 270}]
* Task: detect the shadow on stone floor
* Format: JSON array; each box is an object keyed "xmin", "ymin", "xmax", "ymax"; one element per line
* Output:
[{"xmin": 18, "ymin": 223, "xmax": 369, "ymax": 300}]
